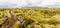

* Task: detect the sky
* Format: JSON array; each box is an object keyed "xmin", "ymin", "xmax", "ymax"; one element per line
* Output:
[{"xmin": 0, "ymin": 0, "xmax": 60, "ymax": 8}]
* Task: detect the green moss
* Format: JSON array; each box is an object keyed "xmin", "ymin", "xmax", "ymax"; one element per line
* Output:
[{"xmin": 13, "ymin": 21, "xmax": 21, "ymax": 28}]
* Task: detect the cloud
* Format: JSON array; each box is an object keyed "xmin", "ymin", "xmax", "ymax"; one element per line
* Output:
[
  {"xmin": 0, "ymin": 0, "xmax": 21, "ymax": 8},
  {"xmin": 0, "ymin": 0, "xmax": 60, "ymax": 8}
]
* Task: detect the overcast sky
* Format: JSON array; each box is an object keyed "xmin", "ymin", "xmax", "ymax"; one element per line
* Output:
[{"xmin": 0, "ymin": 0, "xmax": 60, "ymax": 8}]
